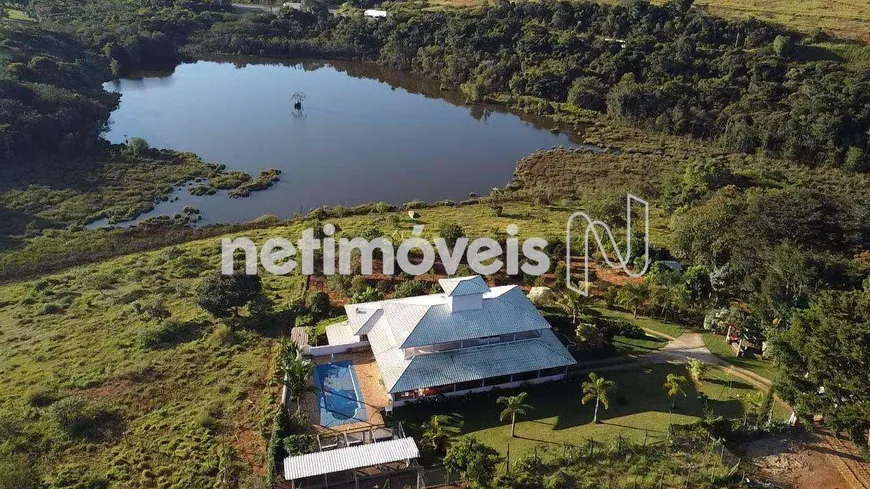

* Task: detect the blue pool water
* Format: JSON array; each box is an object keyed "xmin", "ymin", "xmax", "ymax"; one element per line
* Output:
[{"xmin": 314, "ymin": 361, "xmax": 367, "ymax": 427}]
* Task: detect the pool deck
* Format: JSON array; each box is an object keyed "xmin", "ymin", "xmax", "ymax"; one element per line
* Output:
[{"xmin": 301, "ymin": 350, "xmax": 390, "ymax": 433}]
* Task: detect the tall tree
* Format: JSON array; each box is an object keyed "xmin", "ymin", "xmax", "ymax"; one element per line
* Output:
[
  {"xmin": 196, "ymin": 271, "xmax": 264, "ymax": 321},
  {"xmin": 497, "ymin": 392, "xmax": 532, "ymax": 438},
  {"xmin": 770, "ymin": 288, "xmax": 870, "ymax": 446},
  {"xmin": 581, "ymin": 373, "xmax": 615, "ymax": 423}
]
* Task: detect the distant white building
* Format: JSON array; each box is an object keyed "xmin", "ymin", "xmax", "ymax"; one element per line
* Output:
[
  {"xmin": 364, "ymin": 8, "xmax": 387, "ymax": 18},
  {"xmin": 330, "ymin": 276, "xmax": 577, "ymax": 409}
]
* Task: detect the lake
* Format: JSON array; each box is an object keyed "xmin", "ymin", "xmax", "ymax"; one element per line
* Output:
[{"xmin": 97, "ymin": 58, "xmax": 581, "ymax": 226}]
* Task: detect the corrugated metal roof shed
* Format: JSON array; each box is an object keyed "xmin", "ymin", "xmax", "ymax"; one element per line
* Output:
[{"xmin": 283, "ymin": 438, "xmax": 420, "ymax": 481}]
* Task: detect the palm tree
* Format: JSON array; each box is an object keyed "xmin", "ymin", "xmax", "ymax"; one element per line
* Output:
[
  {"xmin": 687, "ymin": 359, "xmax": 708, "ymax": 386},
  {"xmin": 497, "ymin": 392, "xmax": 533, "ymax": 437},
  {"xmin": 277, "ymin": 342, "xmax": 318, "ymax": 415},
  {"xmin": 664, "ymin": 374, "xmax": 688, "ymax": 409},
  {"xmin": 617, "ymin": 282, "xmax": 650, "ymax": 318},
  {"xmin": 421, "ymin": 414, "xmax": 462, "ymax": 452},
  {"xmin": 581, "ymin": 373, "xmax": 616, "ymax": 423},
  {"xmin": 556, "ymin": 290, "xmax": 589, "ymax": 325}
]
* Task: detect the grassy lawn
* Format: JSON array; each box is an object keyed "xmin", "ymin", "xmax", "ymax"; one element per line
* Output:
[
  {"xmin": 592, "ymin": 307, "xmax": 686, "ymax": 339},
  {"xmin": 612, "ymin": 333, "xmax": 667, "ymax": 355},
  {"xmin": 397, "ymin": 363, "xmax": 786, "ymax": 457},
  {"xmin": 702, "ymin": 333, "xmax": 778, "ymax": 382}
]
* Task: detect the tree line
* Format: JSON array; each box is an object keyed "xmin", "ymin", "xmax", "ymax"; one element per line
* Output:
[{"xmin": 13, "ymin": 0, "xmax": 870, "ymax": 170}]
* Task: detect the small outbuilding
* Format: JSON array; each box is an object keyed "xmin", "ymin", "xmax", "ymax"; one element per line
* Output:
[{"xmin": 283, "ymin": 436, "xmax": 422, "ymax": 489}]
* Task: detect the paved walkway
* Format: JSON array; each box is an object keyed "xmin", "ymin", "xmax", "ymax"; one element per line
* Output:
[{"xmin": 572, "ymin": 330, "xmax": 772, "ymax": 390}]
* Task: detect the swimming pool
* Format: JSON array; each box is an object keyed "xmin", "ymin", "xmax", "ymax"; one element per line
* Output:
[{"xmin": 314, "ymin": 361, "xmax": 367, "ymax": 427}]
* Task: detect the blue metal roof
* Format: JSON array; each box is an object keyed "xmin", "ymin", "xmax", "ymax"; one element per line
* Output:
[{"xmin": 389, "ymin": 329, "xmax": 575, "ymax": 393}]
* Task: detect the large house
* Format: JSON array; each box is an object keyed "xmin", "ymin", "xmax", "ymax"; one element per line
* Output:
[{"xmin": 328, "ymin": 276, "xmax": 576, "ymax": 409}]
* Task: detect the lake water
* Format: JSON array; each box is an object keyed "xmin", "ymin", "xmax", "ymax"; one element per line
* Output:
[{"xmin": 97, "ymin": 59, "xmax": 580, "ymax": 226}]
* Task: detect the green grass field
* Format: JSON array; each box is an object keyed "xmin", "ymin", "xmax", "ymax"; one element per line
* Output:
[
  {"xmin": 397, "ymin": 363, "xmax": 788, "ymax": 458},
  {"xmin": 0, "ymin": 235, "xmax": 309, "ymax": 486},
  {"xmin": 694, "ymin": 0, "xmax": 870, "ymax": 41},
  {"xmin": 611, "ymin": 333, "xmax": 668, "ymax": 355},
  {"xmin": 592, "ymin": 307, "xmax": 687, "ymax": 339},
  {"xmin": 702, "ymin": 333, "xmax": 778, "ymax": 382}
]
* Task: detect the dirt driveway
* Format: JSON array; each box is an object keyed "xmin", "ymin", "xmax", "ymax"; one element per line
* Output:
[{"xmin": 739, "ymin": 429, "xmax": 868, "ymax": 489}]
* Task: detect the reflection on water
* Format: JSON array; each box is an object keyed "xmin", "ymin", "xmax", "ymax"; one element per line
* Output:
[{"xmin": 96, "ymin": 58, "xmax": 583, "ymax": 227}]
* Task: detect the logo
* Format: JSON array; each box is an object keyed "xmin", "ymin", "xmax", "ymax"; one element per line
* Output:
[
  {"xmin": 221, "ymin": 194, "xmax": 651, "ymax": 289},
  {"xmin": 565, "ymin": 194, "xmax": 650, "ymax": 296}
]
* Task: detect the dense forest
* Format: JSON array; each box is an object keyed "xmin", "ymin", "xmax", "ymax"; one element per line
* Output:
[
  {"xmin": 20, "ymin": 0, "xmax": 870, "ymax": 170},
  {"xmin": 0, "ymin": 23, "xmax": 117, "ymax": 160}
]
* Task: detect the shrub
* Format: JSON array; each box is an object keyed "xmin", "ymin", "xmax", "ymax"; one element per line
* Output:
[
  {"xmin": 41, "ymin": 303, "xmax": 65, "ymax": 315},
  {"xmin": 352, "ymin": 287, "xmax": 383, "ymax": 303},
  {"xmin": 267, "ymin": 409, "xmax": 294, "ymax": 476},
  {"xmin": 26, "ymin": 387, "xmax": 58, "ymax": 407},
  {"xmin": 393, "ymin": 280, "xmax": 429, "ymax": 298},
  {"xmin": 439, "ymin": 223, "xmax": 466, "ymax": 247},
  {"xmin": 350, "ymin": 275, "xmax": 369, "ymax": 296},
  {"xmin": 282, "ymin": 434, "xmax": 317, "ymax": 456},
  {"xmin": 209, "ymin": 323, "xmax": 236, "ymax": 346},
  {"xmin": 305, "ymin": 291, "xmax": 331, "ymax": 318},
  {"xmin": 0, "ymin": 451, "xmax": 40, "ymax": 489},
  {"xmin": 45, "ymin": 396, "xmax": 104, "ymax": 438},
  {"xmin": 195, "ymin": 403, "xmax": 223, "ymax": 433},
  {"xmin": 326, "ymin": 275, "xmax": 353, "ymax": 297},
  {"xmin": 138, "ymin": 320, "xmax": 189, "ymax": 348},
  {"xmin": 128, "ymin": 137, "xmax": 151, "ymax": 157},
  {"xmin": 294, "ymin": 313, "xmax": 314, "ymax": 328},
  {"xmin": 575, "ymin": 323, "xmax": 607, "ymax": 350}
]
